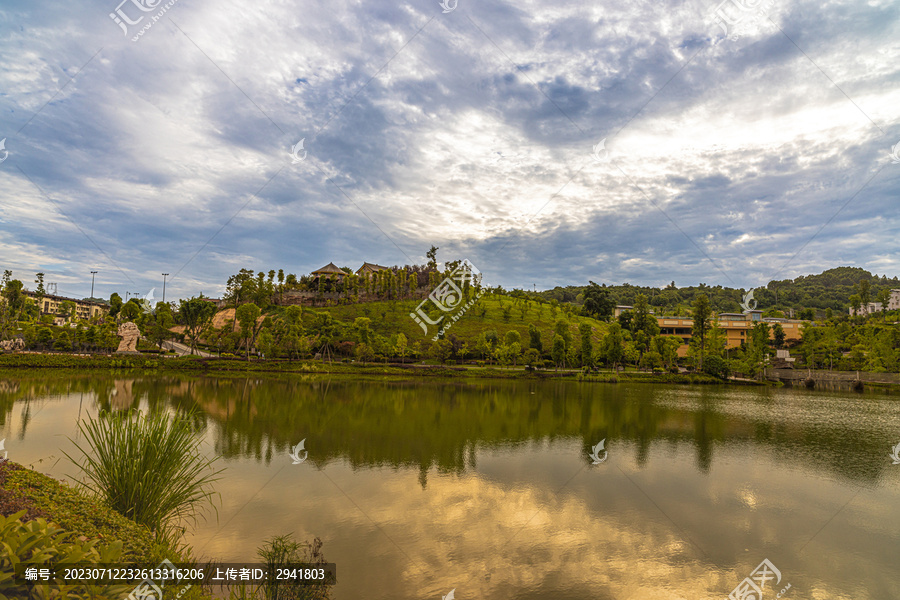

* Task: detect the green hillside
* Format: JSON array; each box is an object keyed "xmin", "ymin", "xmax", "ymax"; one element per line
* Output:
[{"xmin": 311, "ymin": 294, "xmax": 608, "ymax": 350}]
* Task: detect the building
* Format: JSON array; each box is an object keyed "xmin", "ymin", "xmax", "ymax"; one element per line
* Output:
[
  {"xmin": 614, "ymin": 305, "xmax": 632, "ymax": 318},
  {"xmin": 311, "ymin": 262, "xmax": 349, "ymax": 283},
  {"xmin": 355, "ymin": 262, "xmax": 390, "ymax": 278},
  {"xmin": 22, "ymin": 291, "xmax": 108, "ymax": 323},
  {"xmin": 657, "ymin": 312, "xmax": 806, "ymax": 357},
  {"xmin": 849, "ymin": 290, "xmax": 900, "ymax": 315}
]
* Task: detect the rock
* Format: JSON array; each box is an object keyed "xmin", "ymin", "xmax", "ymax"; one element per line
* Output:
[
  {"xmin": 115, "ymin": 322, "xmax": 141, "ymax": 353},
  {"xmin": 0, "ymin": 338, "xmax": 25, "ymax": 353}
]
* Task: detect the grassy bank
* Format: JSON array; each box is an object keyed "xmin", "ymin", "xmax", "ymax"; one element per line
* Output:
[
  {"xmin": 0, "ymin": 460, "xmax": 211, "ymax": 600},
  {"xmin": 0, "ymin": 353, "xmax": 736, "ymax": 384}
]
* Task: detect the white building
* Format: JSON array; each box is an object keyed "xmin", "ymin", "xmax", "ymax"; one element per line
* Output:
[{"xmin": 849, "ymin": 289, "xmax": 900, "ymax": 315}]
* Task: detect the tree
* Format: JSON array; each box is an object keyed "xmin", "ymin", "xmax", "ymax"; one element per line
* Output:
[
  {"xmin": 876, "ymin": 288, "xmax": 891, "ymax": 320},
  {"xmin": 236, "ymin": 303, "xmax": 262, "ymax": 360},
  {"xmin": 257, "ymin": 328, "xmax": 277, "ymax": 359},
  {"xmin": 426, "ymin": 245, "xmax": 439, "ymax": 271},
  {"xmin": 429, "ymin": 338, "xmax": 452, "ymax": 364},
  {"xmin": 602, "ymin": 323, "xmax": 625, "ymax": 372},
  {"xmin": 551, "ymin": 334, "xmax": 566, "ymax": 370},
  {"xmin": 108, "ymin": 293, "xmax": 123, "ymax": 318},
  {"xmin": 772, "ymin": 323, "xmax": 786, "ymax": 348},
  {"xmin": 394, "ymin": 333, "xmax": 408, "ymax": 363},
  {"xmin": 702, "ymin": 354, "xmax": 730, "ymax": 379},
  {"xmin": 528, "ymin": 323, "xmax": 543, "ymax": 353},
  {"xmin": 36, "ymin": 327, "xmax": 53, "ymax": 350},
  {"xmin": 147, "ymin": 303, "xmax": 176, "ymax": 350},
  {"xmin": 858, "ymin": 279, "xmax": 871, "ymax": 309},
  {"xmin": 0, "ymin": 277, "xmax": 27, "ymax": 339},
  {"xmin": 120, "ymin": 300, "xmax": 141, "ymax": 321},
  {"xmin": 691, "ymin": 294, "xmax": 713, "ymax": 371},
  {"xmin": 579, "ymin": 323, "xmax": 593, "ymax": 367},
  {"xmin": 554, "ymin": 319, "xmax": 572, "ymax": 349},
  {"xmin": 354, "ymin": 317, "xmax": 373, "ymax": 346},
  {"xmin": 581, "ymin": 281, "xmax": 615, "ymax": 321},
  {"xmin": 53, "ymin": 300, "xmax": 75, "ymax": 324},
  {"xmin": 179, "ymin": 296, "xmax": 217, "ymax": 355},
  {"xmin": 744, "ymin": 322, "xmax": 771, "ymax": 378}
]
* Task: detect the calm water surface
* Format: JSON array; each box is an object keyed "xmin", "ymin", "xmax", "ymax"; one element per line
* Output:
[{"xmin": 1, "ymin": 373, "xmax": 899, "ymax": 600}]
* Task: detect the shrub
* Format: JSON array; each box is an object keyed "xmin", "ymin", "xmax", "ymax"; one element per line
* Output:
[
  {"xmin": 0, "ymin": 510, "xmax": 132, "ymax": 599},
  {"xmin": 702, "ymin": 355, "xmax": 730, "ymax": 380}
]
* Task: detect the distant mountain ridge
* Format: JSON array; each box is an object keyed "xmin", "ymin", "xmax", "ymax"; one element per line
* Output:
[{"xmin": 536, "ymin": 267, "xmax": 899, "ymax": 315}]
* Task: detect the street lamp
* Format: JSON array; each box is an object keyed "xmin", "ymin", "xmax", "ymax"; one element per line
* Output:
[
  {"xmin": 90, "ymin": 271, "xmax": 98, "ymax": 300},
  {"xmin": 162, "ymin": 273, "xmax": 169, "ymax": 304}
]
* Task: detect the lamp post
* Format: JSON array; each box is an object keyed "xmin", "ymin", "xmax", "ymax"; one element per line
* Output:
[
  {"xmin": 162, "ymin": 273, "xmax": 169, "ymax": 304},
  {"xmin": 90, "ymin": 271, "xmax": 98, "ymax": 300},
  {"xmin": 125, "ymin": 292, "xmax": 130, "ymax": 302}
]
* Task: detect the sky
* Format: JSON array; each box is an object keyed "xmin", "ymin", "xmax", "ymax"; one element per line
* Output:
[{"xmin": 0, "ymin": 0, "xmax": 898, "ymax": 302}]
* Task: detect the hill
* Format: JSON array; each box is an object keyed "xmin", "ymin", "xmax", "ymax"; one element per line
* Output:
[{"xmin": 535, "ymin": 267, "xmax": 899, "ymax": 316}]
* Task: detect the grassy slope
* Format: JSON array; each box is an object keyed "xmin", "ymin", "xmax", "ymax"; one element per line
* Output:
[
  {"xmin": 1, "ymin": 461, "xmax": 213, "ymax": 599},
  {"xmin": 0, "ymin": 461, "xmax": 157, "ymax": 561},
  {"xmin": 315, "ymin": 295, "xmax": 609, "ymax": 347}
]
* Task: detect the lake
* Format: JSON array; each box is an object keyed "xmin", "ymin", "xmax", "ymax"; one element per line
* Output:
[{"xmin": 1, "ymin": 373, "xmax": 899, "ymax": 599}]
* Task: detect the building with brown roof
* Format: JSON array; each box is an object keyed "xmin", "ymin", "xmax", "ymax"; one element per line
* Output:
[
  {"xmin": 355, "ymin": 262, "xmax": 390, "ymax": 277},
  {"xmin": 311, "ymin": 262, "xmax": 349, "ymax": 283}
]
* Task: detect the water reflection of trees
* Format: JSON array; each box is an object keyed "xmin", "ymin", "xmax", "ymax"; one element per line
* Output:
[{"xmin": 0, "ymin": 374, "xmax": 891, "ymax": 485}]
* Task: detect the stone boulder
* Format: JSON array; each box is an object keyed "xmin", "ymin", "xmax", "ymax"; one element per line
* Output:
[
  {"xmin": 116, "ymin": 322, "xmax": 141, "ymax": 353},
  {"xmin": 0, "ymin": 338, "xmax": 25, "ymax": 353}
]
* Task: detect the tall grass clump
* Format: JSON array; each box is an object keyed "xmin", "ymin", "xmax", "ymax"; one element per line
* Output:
[
  {"xmin": 229, "ymin": 535, "xmax": 331, "ymax": 600},
  {"xmin": 66, "ymin": 409, "xmax": 222, "ymax": 543}
]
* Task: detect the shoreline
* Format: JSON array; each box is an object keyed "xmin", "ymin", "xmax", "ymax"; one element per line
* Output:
[{"xmin": 0, "ymin": 353, "xmax": 755, "ymax": 385}]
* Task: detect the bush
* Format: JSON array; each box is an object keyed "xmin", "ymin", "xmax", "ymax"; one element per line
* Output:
[
  {"xmin": 0, "ymin": 510, "xmax": 132, "ymax": 599},
  {"xmin": 702, "ymin": 355, "xmax": 730, "ymax": 380}
]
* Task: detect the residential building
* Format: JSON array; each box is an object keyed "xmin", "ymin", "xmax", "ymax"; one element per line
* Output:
[
  {"xmin": 614, "ymin": 305, "xmax": 632, "ymax": 318},
  {"xmin": 657, "ymin": 312, "xmax": 806, "ymax": 357},
  {"xmin": 22, "ymin": 290, "xmax": 108, "ymax": 323},
  {"xmin": 849, "ymin": 290, "xmax": 900, "ymax": 315}
]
